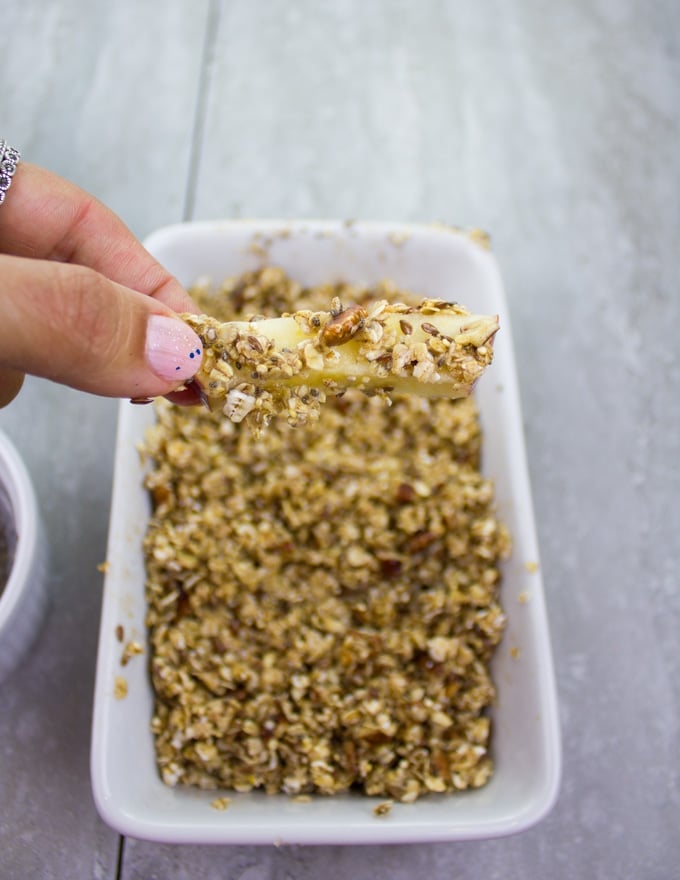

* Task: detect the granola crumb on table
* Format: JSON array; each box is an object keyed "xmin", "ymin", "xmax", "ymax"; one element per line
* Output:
[{"xmin": 142, "ymin": 267, "xmax": 510, "ymax": 803}]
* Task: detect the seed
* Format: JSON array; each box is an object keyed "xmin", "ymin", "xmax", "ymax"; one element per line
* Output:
[{"xmin": 399, "ymin": 319, "xmax": 413, "ymax": 335}]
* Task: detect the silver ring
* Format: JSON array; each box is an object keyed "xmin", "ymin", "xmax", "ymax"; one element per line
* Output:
[{"xmin": 0, "ymin": 139, "xmax": 21, "ymax": 206}]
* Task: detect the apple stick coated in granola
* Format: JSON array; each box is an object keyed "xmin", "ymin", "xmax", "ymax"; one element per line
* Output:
[{"xmin": 181, "ymin": 297, "xmax": 499, "ymax": 427}]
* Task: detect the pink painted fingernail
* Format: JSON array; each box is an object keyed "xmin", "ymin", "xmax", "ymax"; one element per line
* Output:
[{"xmin": 145, "ymin": 315, "xmax": 203, "ymax": 382}]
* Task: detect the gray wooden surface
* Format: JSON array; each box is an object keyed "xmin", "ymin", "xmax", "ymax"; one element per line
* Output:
[{"xmin": 1, "ymin": 1, "xmax": 678, "ymax": 878}]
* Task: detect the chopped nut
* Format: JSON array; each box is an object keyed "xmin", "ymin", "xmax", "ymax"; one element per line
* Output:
[
  {"xmin": 320, "ymin": 304, "xmax": 367, "ymax": 347},
  {"xmin": 395, "ymin": 483, "xmax": 416, "ymax": 504}
]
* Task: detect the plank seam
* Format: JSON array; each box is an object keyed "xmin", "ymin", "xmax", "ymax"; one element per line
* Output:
[{"xmin": 183, "ymin": 0, "xmax": 221, "ymax": 221}]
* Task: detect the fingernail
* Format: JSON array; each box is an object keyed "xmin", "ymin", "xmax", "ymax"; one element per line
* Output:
[{"xmin": 145, "ymin": 315, "xmax": 203, "ymax": 382}]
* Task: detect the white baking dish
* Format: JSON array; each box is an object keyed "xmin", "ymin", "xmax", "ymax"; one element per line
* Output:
[
  {"xmin": 0, "ymin": 429, "xmax": 48, "ymax": 684},
  {"xmin": 91, "ymin": 220, "xmax": 560, "ymax": 844}
]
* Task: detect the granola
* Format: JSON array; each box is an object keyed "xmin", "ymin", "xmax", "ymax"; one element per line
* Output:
[
  {"xmin": 143, "ymin": 268, "xmax": 509, "ymax": 802},
  {"xmin": 182, "ymin": 275, "xmax": 498, "ymax": 428}
]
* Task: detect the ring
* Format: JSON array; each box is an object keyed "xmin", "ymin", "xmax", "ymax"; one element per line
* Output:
[{"xmin": 0, "ymin": 139, "xmax": 21, "ymax": 206}]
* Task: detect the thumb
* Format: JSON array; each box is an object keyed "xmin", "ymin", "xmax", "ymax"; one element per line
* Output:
[{"xmin": 0, "ymin": 255, "xmax": 203, "ymax": 399}]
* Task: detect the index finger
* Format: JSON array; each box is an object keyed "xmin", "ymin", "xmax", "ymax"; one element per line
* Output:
[{"xmin": 0, "ymin": 162, "xmax": 197, "ymax": 314}]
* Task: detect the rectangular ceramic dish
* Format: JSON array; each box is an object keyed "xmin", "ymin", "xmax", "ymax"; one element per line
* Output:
[{"xmin": 91, "ymin": 220, "xmax": 560, "ymax": 844}]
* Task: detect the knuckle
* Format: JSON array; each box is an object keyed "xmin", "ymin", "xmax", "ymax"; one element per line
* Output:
[{"xmin": 54, "ymin": 265, "xmax": 127, "ymax": 370}]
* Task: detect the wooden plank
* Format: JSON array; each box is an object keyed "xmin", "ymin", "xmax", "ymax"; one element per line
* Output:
[
  {"xmin": 190, "ymin": 0, "xmax": 524, "ymax": 226},
  {"xmin": 0, "ymin": 2, "xmax": 210, "ymax": 878},
  {"xmin": 1, "ymin": 1, "xmax": 210, "ymax": 240}
]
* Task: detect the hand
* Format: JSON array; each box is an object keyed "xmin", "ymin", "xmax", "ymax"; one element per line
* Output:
[{"xmin": 0, "ymin": 162, "xmax": 203, "ymax": 407}]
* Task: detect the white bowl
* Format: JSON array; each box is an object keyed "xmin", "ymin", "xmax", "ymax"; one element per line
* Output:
[
  {"xmin": 0, "ymin": 429, "xmax": 48, "ymax": 684},
  {"xmin": 91, "ymin": 220, "xmax": 561, "ymax": 844}
]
